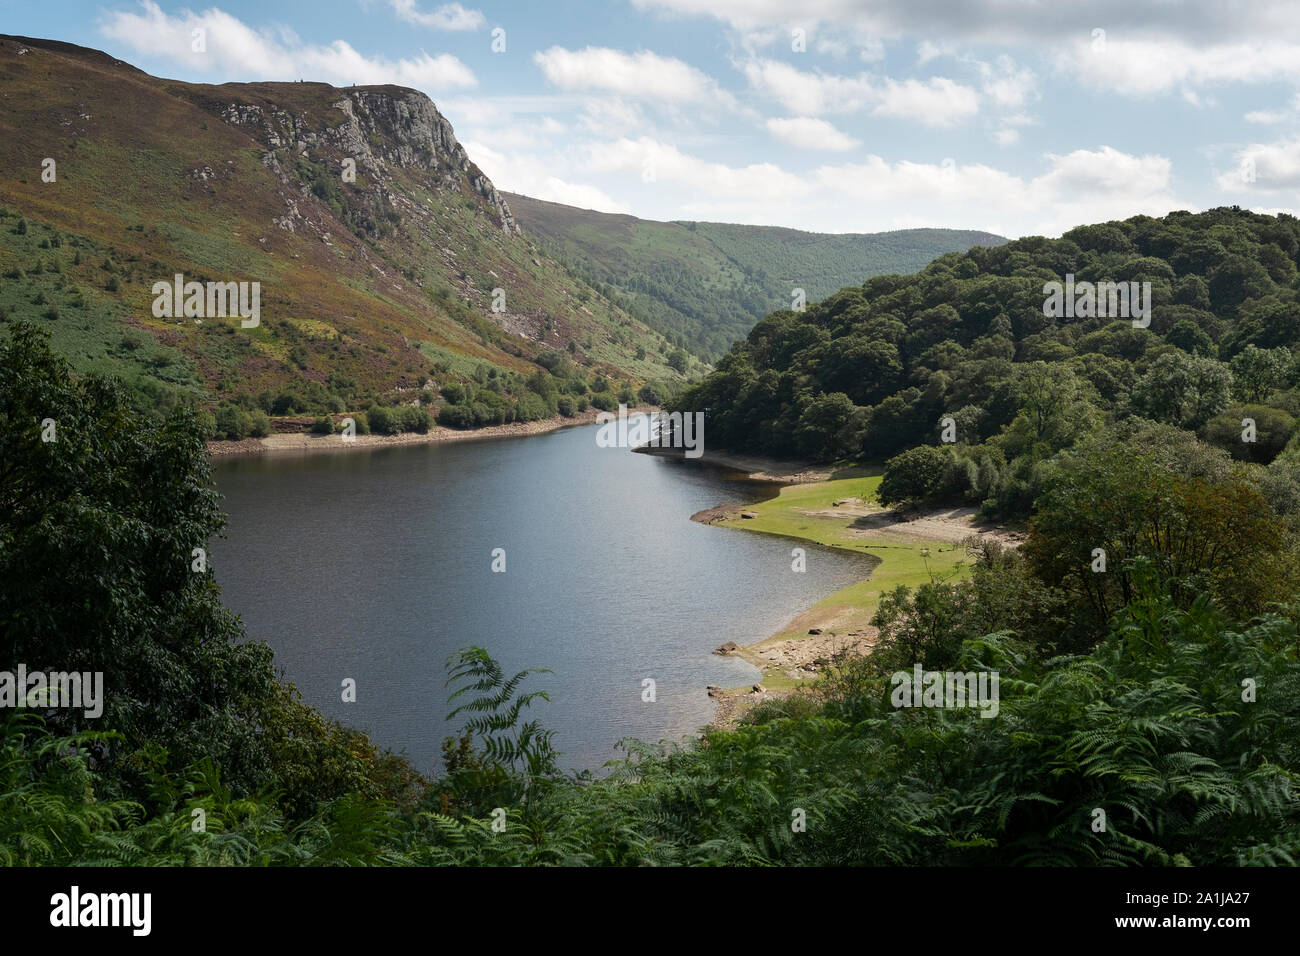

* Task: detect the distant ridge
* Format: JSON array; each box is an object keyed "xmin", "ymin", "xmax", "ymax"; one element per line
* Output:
[{"xmin": 505, "ymin": 191, "xmax": 1006, "ymax": 360}]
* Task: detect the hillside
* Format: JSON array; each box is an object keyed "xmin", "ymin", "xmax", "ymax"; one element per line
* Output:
[
  {"xmin": 0, "ymin": 36, "xmax": 695, "ymax": 432},
  {"xmin": 505, "ymin": 191, "xmax": 1005, "ymax": 360},
  {"xmin": 674, "ymin": 206, "xmax": 1300, "ymax": 515}
]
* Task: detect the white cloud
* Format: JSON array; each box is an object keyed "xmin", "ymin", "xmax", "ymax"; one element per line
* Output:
[
  {"xmin": 872, "ymin": 77, "xmax": 979, "ymax": 126},
  {"xmin": 580, "ymin": 98, "xmax": 647, "ymax": 136},
  {"xmin": 633, "ymin": 0, "xmax": 1299, "ymax": 49},
  {"xmin": 534, "ymin": 46, "xmax": 735, "ymax": 108},
  {"xmin": 1244, "ymin": 93, "xmax": 1300, "ymax": 124},
  {"xmin": 388, "ymin": 1, "xmax": 484, "ymax": 30},
  {"xmin": 814, "ymin": 146, "xmax": 1182, "ymax": 236},
  {"xmin": 100, "ymin": 1, "xmax": 476, "ymax": 89},
  {"xmin": 584, "ymin": 136, "xmax": 811, "ymax": 200},
  {"xmin": 739, "ymin": 59, "xmax": 875, "ymax": 114},
  {"xmin": 739, "ymin": 58, "xmax": 977, "ymax": 124},
  {"xmin": 992, "ymin": 112, "xmax": 1034, "ymax": 146},
  {"xmin": 1217, "ymin": 139, "xmax": 1300, "ymax": 192},
  {"xmin": 1035, "ymin": 146, "xmax": 1171, "ymax": 198},
  {"xmin": 1067, "ymin": 37, "xmax": 1300, "ymax": 95},
  {"xmin": 977, "ymin": 56, "xmax": 1037, "ymax": 109},
  {"xmin": 1246, "ymin": 109, "xmax": 1290, "ymax": 124},
  {"xmin": 465, "ymin": 140, "xmax": 630, "ymax": 213},
  {"xmin": 639, "ymin": 0, "xmax": 1300, "ymax": 93},
  {"xmin": 765, "ymin": 116, "xmax": 860, "ymax": 150},
  {"xmin": 916, "ymin": 40, "xmax": 955, "ymax": 64}
]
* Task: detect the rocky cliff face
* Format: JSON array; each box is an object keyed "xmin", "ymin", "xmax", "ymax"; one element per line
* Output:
[{"xmin": 219, "ymin": 86, "xmax": 519, "ymax": 236}]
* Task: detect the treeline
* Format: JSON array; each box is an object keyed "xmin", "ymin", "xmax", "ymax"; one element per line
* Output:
[
  {"xmin": 674, "ymin": 207, "xmax": 1300, "ymax": 518},
  {"xmin": 202, "ymin": 348, "xmax": 680, "ymax": 438},
  {"xmin": 4, "ymin": 319, "xmax": 1300, "ymax": 865}
]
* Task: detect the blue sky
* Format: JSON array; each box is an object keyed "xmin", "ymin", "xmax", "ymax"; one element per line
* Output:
[{"xmin": 5, "ymin": 0, "xmax": 1300, "ymax": 237}]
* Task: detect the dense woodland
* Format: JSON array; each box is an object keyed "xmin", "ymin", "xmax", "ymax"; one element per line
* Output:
[
  {"xmin": 675, "ymin": 207, "xmax": 1300, "ymax": 518},
  {"xmin": 4, "ymin": 205, "xmax": 1300, "ymax": 865}
]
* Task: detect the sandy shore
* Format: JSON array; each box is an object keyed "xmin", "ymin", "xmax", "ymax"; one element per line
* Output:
[
  {"xmin": 207, "ymin": 405, "xmax": 656, "ymax": 458},
  {"xmin": 693, "ymin": 486, "xmax": 1024, "ymax": 730}
]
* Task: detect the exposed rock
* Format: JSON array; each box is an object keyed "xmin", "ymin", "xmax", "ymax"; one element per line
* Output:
[
  {"xmin": 222, "ymin": 87, "xmax": 521, "ymax": 237},
  {"xmin": 706, "ymin": 685, "xmax": 723, "ymax": 698},
  {"xmin": 751, "ymin": 683, "xmax": 766, "ymax": 694},
  {"xmin": 714, "ymin": 641, "xmax": 740, "ymax": 655},
  {"xmin": 740, "ymin": 510, "xmax": 759, "ymax": 519},
  {"xmin": 808, "ymin": 627, "xmax": 823, "ymax": 635}
]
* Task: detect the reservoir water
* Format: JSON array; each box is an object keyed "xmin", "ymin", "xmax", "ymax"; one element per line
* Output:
[{"xmin": 212, "ymin": 421, "xmax": 874, "ymax": 773}]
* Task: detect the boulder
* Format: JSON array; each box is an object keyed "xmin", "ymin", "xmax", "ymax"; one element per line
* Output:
[
  {"xmin": 808, "ymin": 627, "xmax": 823, "ymax": 635},
  {"xmin": 706, "ymin": 685, "xmax": 723, "ymax": 698},
  {"xmin": 751, "ymin": 683, "xmax": 766, "ymax": 694},
  {"xmin": 740, "ymin": 511, "xmax": 759, "ymax": 519},
  {"xmin": 713, "ymin": 641, "xmax": 740, "ymax": 655}
]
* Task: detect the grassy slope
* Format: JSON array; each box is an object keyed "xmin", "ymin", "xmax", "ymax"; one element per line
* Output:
[
  {"xmin": 0, "ymin": 36, "xmax": 692, "ymax": 413},
  {"xmin": 505, "ymin": 191, "xmax": 1006, "ymax": 360},
  {"xmin": 715, "ymin": 474, "xmax": 971, "ymax": 689}
]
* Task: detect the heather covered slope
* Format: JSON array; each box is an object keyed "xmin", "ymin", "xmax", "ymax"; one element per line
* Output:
[
  {"xmin": 0, "ymin": 35, "xmax": 695, "ymax": 421},
  {"xmin": 506, "ymin": 190, "xmax": 1005, "ymax": 360}
]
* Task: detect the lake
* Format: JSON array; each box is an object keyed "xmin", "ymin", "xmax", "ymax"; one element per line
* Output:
[{"xmin": 212, "ymin": 420, "xmax": 874, "ymax": 773}]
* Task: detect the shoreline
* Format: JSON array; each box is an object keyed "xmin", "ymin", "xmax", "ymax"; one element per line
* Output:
[
  {"xmin": 684, "ymin": 466, "xmax": 1022, "ymax": 730},
  {"xmin": 632, "ymin": 444, "xmax": 870, "ymax": 485},
  {"xmin": 208, "ymin": 404, "xmax": 658, "ymax": 459}
]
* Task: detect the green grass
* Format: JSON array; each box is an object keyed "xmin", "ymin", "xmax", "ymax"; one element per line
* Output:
[{"xmin": 714, "ymin": 474, "xmax": 973, "ymax": 687}]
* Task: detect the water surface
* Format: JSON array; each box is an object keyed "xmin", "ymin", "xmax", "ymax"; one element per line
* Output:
[{"xmin": 213, "ymin": 422, "xmax": 874, "ymax": 772}]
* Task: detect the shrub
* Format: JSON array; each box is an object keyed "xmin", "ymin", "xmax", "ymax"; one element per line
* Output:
[
  {"xmin": 437, "ymin": 404, "xmax": 475, "ymax": 429},
  {"xmin": 248, "ymin": 410, "xmax": 273, "ymax": 437},
  {"xmin": 877, "ymin": 445, "xmax": 957, "ymax": 508},
  {"xmin": 367, "ymin": 405, "xmax": 396, "ymax": 434},
  {"xmin": 214, "ymin": 403, "xmax": 251, "ymax": 440}
]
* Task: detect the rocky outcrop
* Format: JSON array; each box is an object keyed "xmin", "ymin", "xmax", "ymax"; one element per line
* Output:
[{"xmin": 219, "ymin": 87, "xmax": 519, "ymax": 236}]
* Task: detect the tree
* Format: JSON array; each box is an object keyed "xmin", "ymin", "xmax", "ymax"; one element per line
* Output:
[
  {"xmin": 0, "ymin": 323, "xmax": 275, "ymax": 790},
  {"xmin": 995, "ymin": 361, "xmax": 1098, "ymax": 458},
  {"xmin": 877, "ymin": 445, "xmax": 955, "ymax": 508},
  {"xmin": 1229, "ymin": 344, "xmax": 1292, "ymax": 403},
  {"xmin": 1125, "ymin": 351, "xmax": 1232, "ymax": 429},
  {"xmin": 0, "ymin": 322, "xmax": 388, "ymax": 812},
  {"xmin": 1201, "ymin": 404, "xmax": 1296, "ymax": 464},
  {"xmin": 1165, "ymin": 319, "xmax": 1214, "ymax": 357},
  {"xmin": 1022, "ymin": 436, "xmax": 1290, "ymax": 640},
  {"xmin": 789, "ymin": 392, "xmax": 861, "ymax": 460}
]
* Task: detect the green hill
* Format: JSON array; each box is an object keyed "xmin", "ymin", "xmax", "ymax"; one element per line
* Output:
[
  {"xmin": 675, "ymin": 206, "xmax": 1300, "ymax": 514},
  {"xmin": 505, "ymin": 191, "xmax": 1005, "ymax": 360},
  {"xmin": 0, "ymin": 36, "xmax": 696, "ymax": 432}
]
